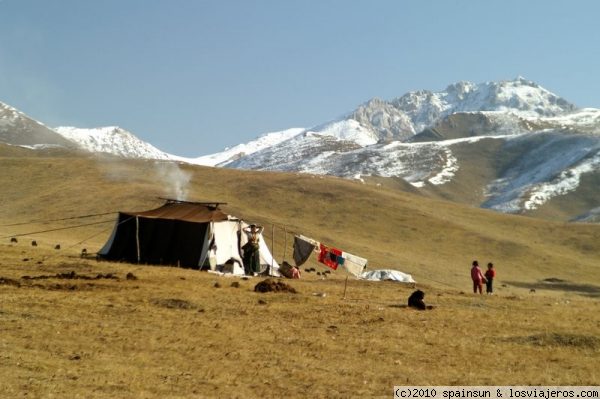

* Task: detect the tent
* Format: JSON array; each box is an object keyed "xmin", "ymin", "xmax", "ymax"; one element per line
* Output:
[{"xmin": 98, "ymin": 200, "xmax": 279, "ymax": 275}]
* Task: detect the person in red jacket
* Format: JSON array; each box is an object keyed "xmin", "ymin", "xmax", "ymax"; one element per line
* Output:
[
  {"xmin": 470, "ymin": 260, "xmax": 486, "ymax": 294},
  {"xmin": 485, "ymin": 262, "xmax": 496, "ymax": 295}
]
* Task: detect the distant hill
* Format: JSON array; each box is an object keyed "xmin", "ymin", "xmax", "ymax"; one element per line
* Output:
[
  {"xmin": 1, "ymin": 77, "xmax": 598, "ymax": 222},
  {"xmin": 0, "ymin": 101, "xmax": 74, "ymax": 148}
]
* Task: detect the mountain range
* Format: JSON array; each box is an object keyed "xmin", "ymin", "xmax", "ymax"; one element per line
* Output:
[{"xmin": 1, "ymin": 77, "xmax": 599, "ymax": 222}]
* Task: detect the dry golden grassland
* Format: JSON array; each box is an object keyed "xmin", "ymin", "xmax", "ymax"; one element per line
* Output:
[{"xmin": 1, "ymin": 151, "xmax": 599, "ymax": 397}]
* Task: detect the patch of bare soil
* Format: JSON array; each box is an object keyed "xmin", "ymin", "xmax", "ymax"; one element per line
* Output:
[
  {"xmin": 508, "ymin": 333, "xmax": 600, "ymax": 349},
  {"xmin": 506, "ymin": 279, "xmax": 600, "ymax": 298},
  {"xmin": 21, "ymin": 271, "xmax": 118, "ymax": 280},
  {"xmin": 0, "ymin": 277, "xmax": 21, "ymax": 287},
  {"xmin": 151, "ymin": 298, "xmax": 199, "ymax": 310},
  {"xmin": 254, "ymin": 278, "xmax": 297, "ymax": 293},
  {"xmin": 0, "ymin": 272, "xmax": 122, "ymax": 291},
  {"xmin": 31, "ymin": 282, "xmax": 102, "ymax": 291}
]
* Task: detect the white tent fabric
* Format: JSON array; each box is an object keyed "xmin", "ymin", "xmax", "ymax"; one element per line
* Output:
[
  {"xmin": 212, "ymin": 220, "xmax": 244, "ymax": 266},
  {"xmin": 361, "ymin": 269, "xmax": 415, "ymax": 283},
  {"xmin": 203, "ymin": 219, "xmax": 280, "ymax": 276}
]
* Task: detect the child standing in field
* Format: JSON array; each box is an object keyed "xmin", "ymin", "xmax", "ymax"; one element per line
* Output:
[
  {"xmin": 470, "ymin": 260, "xmax": 486, "ymax": 294},
  {"xmin": 485, "ymin": 262, "xmax": 496, "ymax": 295}
]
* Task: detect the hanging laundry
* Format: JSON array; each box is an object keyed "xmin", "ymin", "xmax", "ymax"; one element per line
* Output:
[
  {"xmin": 341, "ymin": 251, "xmax": 368, "ymax": 278},
  {"xmin": 293, "ymin": 235, "xmax": 318, "ymax": 267},
  {"xmin": 318, "ymin": 243, "xmax": 343, "ymax": 270}
]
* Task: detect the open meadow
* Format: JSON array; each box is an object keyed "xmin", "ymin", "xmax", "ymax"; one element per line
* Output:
[{"xmin": 1, "ymin": 149, "xmax": 599, "ymax": 397}]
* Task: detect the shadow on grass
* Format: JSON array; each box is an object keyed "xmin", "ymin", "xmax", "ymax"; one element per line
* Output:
[{"xmin": 505, "ymin": 279, "xmax": 600, "ymax": 298}]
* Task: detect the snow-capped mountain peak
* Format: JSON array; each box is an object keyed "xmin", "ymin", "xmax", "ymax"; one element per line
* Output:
[
  {"xmin": 53, "ymin": 126, "xmax": 173, "ymax": 160},
  {"xmin": 2, "ymin": 77, "xmax": 597, "ymax": 222},
  {"xmin": 206, "ymin": 78, "xmax": 598, "ymax": 221}
]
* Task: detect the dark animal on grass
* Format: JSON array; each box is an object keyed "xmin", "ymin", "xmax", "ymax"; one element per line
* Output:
[
  {"xmin": 31, "ymin": 240, "xmax": 37, "ymax": 247},
  {"xmin": 81, "ymin": 248, "xmax": 88, "ymax": 258},
  {"xmin": 54, "ymin": 244, "xmax": 61, "ymax": 250},
  {"xmin": 10, "ymin": 237, "xmax": 17, "ymax": 243},
  {"xmin": 408, "ymin": 290, "xmax": 434, "ymax": 310}
]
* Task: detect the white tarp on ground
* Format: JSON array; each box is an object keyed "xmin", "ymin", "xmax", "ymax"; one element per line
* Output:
[{"xmin": 361, "ymin": 269, "xmax": 415, "ymax": 283}]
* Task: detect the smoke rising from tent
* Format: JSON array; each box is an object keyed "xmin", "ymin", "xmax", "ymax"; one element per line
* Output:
[
  {"xmin": 95, "ymin": 156, "xmax": 192, "ymax": 201},
  {"xmin": 153, "ymin": 161, "xmax": 192, "ymax": 201}
]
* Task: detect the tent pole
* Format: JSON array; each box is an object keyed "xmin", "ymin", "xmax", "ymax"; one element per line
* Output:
[
  {"xmin": 282, "ymin": 226, "xmax": 287, "ymax": 264},
  {"xmin": 270, "ymin": 224, "xmax": 275, "ymax": 276},
  {"xmin": 135, "ymin": 216, "xmax": 141, "ymax": 264},
  {"xmin": 343, "ymin": 275, "xmax": 349, "ymax": 299}
]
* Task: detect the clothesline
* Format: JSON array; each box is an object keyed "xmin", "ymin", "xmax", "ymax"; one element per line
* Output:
[{"xmin": 292, "ymin": 234, "xmax": 368, "ymax": 278}]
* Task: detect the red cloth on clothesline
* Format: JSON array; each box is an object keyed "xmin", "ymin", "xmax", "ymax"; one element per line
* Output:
[{"xmin": 318, "ymin": 243, "xmax": 342, "ymax": 270}]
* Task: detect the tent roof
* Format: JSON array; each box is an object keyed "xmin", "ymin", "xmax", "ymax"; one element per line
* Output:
[{"xmin": 122, "ymin": 201, "xmax": 229, "ymax": 223}]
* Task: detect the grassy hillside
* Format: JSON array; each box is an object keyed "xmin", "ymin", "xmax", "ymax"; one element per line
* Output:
[
  {"xmin": 2, "ymin": 149, "xmax": 598, "ymax": 290},
  {"xmin": 1, "ymin": 151, "xmax": 599, "ymax": 396}
]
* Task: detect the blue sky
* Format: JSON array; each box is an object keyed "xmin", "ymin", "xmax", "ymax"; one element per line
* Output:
[{"xmin": 1, "ymin": 0, "xmax": 599, "ymax": 156}]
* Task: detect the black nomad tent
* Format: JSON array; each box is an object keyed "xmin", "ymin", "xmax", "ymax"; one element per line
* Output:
[{"xmin": 98, "ymin": 199, "xmax": 279, "ymax": 273}]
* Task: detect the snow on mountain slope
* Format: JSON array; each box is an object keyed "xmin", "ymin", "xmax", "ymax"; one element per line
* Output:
[
  {"xmin": 3, "ymin": 77, "xmax": 597, "ymax": 220},
  {"xmin": 0, "ymin": 101, "xmax": 74, "ymax": 148},
  {"xmin": 217, "ymin": 78, "xmax": 599, "ymax": 218},
  {"xmin": 191, "ymin": 128, "xmax": 305, "ymax": 166},
  {"xmin": 537, "ymin": 108, "xmax": 600, "ymax": 133},
  {"xmin": 54, "ymin": 126, "xmax": 174, "ymax": 160},
  {"xmin": 483, "ymin": 132, "xmax": 600, "ymax": 213}
]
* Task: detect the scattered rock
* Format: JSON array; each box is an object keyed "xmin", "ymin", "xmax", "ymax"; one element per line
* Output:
[
  {"xmin": 10, "ymin": 237, "xmax": 17, "ymax": 243},
  {"xmin": 214, "ymin": 282, "xmax": 221, "ymax": 288},
  {"xmin": 254, "ymin": 278, "xmax": 297, "ymax": 293},
  {"xmin": 312, "ymin": 292, "xmax": 326, "ymax": 297},
  {"xmin": 22, "ymin": 258, "xmax": 29, "ymax": 262},
  {"xmin": 54, "ymin": 244, "xmax": 61, "ymax": 250},
  {"xmin": 126, "ymin": 272, "xmax": 138, "ymax": 281},
  {"xmin": 31, "ymin": 240, "xmax": 37, "ymax": 247},
  {"xmin": 80, "ymin": 248, "xmax": 88, "ymax": 258},
  {"xmin": 231, "ymin": 281, "xmax": 240, "ymax": 288},
  {"xmin": 69, "ymin": 354, "xmax": 81, "ymax": 361},
  {"xmin": 257, "ymin": 299, "xmax": 267, "ymax": 305}
]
